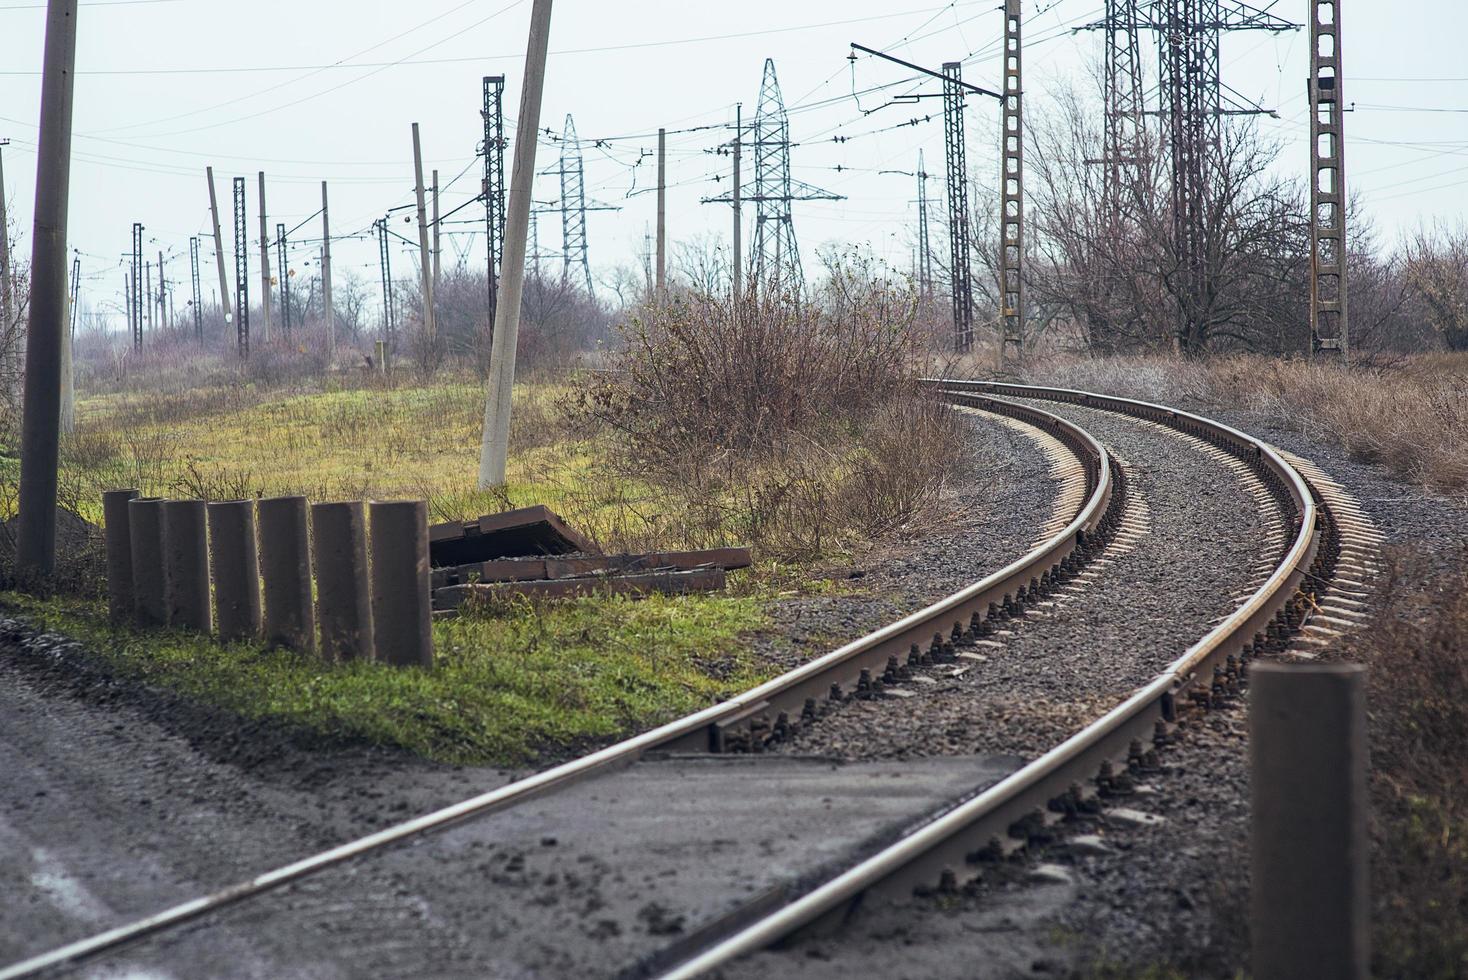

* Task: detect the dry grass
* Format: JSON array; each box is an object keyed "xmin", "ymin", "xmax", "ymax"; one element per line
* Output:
[
  {"xmin": 1017, "ymin": 352, "xmax": 1468, "ymax": 499},
  {"xmin": 1337, "ymin": 551, "xmax": 1468, "ymax": 977},
  {"xmin": 574, "ymin": 287, "xmax": 974, "ymax": 558}
]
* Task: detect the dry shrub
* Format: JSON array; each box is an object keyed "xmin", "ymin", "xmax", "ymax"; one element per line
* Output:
[
  {"xmin": 1345, "ymin": 550, "xmax": 1468, "ymax": 976},
  {"xmin": 573, "ymin": 278, "xmax": 968, "ymax": 557},
  {"xmin": 1024, "ymin": 353, "xmax": 1468, "ymax": 498}
]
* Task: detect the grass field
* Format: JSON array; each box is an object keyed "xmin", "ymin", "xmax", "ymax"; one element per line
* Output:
[{"xmin": 0, "ymin": 369, "xmax": 799, "ymax": 764}]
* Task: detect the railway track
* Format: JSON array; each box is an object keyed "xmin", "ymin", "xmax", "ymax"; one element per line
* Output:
[{"xmin": 0, "ymin": 383, "xmax": 1356, "ymax": 979}]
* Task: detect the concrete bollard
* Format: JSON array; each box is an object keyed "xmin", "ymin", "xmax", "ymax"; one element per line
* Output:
[
  {"xmin": 127, "ymin": 497, "xmax": 166, "ymax": 626},
  {"xmin": 1250, "ymin": 662, "xmax": 1368, "ymax": 980},
  {"xmin": 257, "ymin": 496, "xmax": 315, "ymax": 652},
  {"xmin": 208, "ymin": 500, "xmax": 262, "ymax": 642},
  {"xmin": 102, "ymin": 488, "xmax": 139, "ymax": 623},
  {"xmin": 369, "ymin": 500, "xmax": 432, "ymax": 668},
  {"xmin": 161, "ymin": 499, "xmax": 211, "ymax": 631},
  {"xmin": 311, "ymin": 501, "xmax": 374, "ymax": 662}
]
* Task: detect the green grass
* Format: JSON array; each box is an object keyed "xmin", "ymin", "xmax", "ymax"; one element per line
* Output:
[{"xmin": 2, "ymin": 589, "xmax": 773, "ymax": 766}]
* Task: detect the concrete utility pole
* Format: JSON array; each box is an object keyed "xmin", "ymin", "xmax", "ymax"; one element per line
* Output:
[
  {"xmin": 144, "ymin": 261, "xmax": 152, "ymax": 333},
  {"xmin": 0, "ymin": 139, "xmax": 10, "ymax": 329},
  {"xmin": 15, "ymin": 0, "xmax": 80, "ymax": 580},
  {"xmin": 188, "ymin": 235, "xmax": 202, "ymax": 342},
  {"xmin": 655, "ymin": 127, "xmax": 666, "ymax": 294},
  {"xmin": 431, "ymin": 168, "xmax": 441, "ymax": 292},
  {"xmin": 1308, "ymin": 0, "xmax": 1349, "ymax": 360},
  {"xmin": 998, "ymin": 0, "xmax": 1025, "ymax": 368},
  {"xmin": 205, "ymin": 166, "xmax": 232, "ymax": 325},
  {"xmin": 157, "ymin": 248, "xmax": 166, "ymax": 331},
  {"xmin": 477, "ymin": 0, "xmax": 554, "ymax": 488},
  {"xmin": 257, "ymin": 170, "xmax": 272, "ymax": 343},
  {"xmin": 411, "ymin": 123, "xmax": 436, "ymax": 348},
  {"xmin": 321, "ymin": 180, "xmax": 334, "ymax": 362},
  {"xmin": 732, "ymin": 104, "xmax": 742, "ymax": 297}
]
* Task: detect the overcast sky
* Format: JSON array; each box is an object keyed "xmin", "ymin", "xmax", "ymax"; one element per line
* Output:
[{"xmin": 1, "ymin": 0, "xmax": 1466, "ymax": 329}]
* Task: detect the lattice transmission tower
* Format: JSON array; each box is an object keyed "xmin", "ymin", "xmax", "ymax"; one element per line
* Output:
[
  {"xmin": 231, "ymin": 178, "xmax": 249, "ymax": 358},
  {"xmin": 558, "ymin": 114, "xmax": 593, "ymax": 295},
  {"xmin": 481, "ymin": 75, "xmax": 507, "ymax": 325},
  {"xmin": 751, "ymin": 59, "xmax": 842, "ymax": 291},
  {"xmin": 1308, "ymin": 0, "xmax": 1348, "ymax": 359}
]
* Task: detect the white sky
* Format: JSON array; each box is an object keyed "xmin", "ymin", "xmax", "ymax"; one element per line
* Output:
[{"xmin": 1, "ymin": 0, "xmax": 1466, "ymax": 329}]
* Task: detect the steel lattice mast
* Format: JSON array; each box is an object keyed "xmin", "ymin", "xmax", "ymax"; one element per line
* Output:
[
  {"xmin": 231, "ymin": 177, "xmax": 249, "ymax": 359},
  {"xmin": 558, "ymin": 114, "xmax": 592, "ymax": 295},
  {"xmin": 752, "ymin": 58, "xmax": 801, "ymax": 290},
  {"xmin": 481, "ymin": 75, "xmax": 507, "ymax": 325},
  {"xmin": 1308, "ymin": 0, "xmax": 1347, "ymax": 359},
  {"xmin": 942, "ymin": 62, "xmax": 974, "ymax": 353},
  {"xmin": 998, "ymin": 0, "xmax": 1025, "ymax": 367}
]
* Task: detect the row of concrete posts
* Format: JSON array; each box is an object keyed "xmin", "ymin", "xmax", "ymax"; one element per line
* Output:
[{"xmin": 102, "ymin": 491, "xmax": 432, "ymax": 666}]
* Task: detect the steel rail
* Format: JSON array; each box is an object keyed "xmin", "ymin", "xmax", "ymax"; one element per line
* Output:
[
  {"xmin": 654, "ymin": 381, "xmax": 1320, "ymax": 979},
  {"xmin": 0, "ymin": 393, "xmax": 1110, "ymax": 980}
]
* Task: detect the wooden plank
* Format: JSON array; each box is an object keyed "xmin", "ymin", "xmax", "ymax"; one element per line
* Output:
[
  {"xmin": 433, "ymin": 567, "xmax": 727, "ymax": 609},
  {"xmin": 427, "ymin": 504, "xmax": 599, "ymax": 567},
  {"xmin": 430, "ymin": 547, "xmax": 753, "ymax": 589}
]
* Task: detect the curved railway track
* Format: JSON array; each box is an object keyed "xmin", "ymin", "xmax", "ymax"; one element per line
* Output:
[
  {"xmin": 1, "ymin": 382, "xmax": 1360, "ymax": 980},
  {"xmin": 651, "ymin": 380, "xmax": 1344, "ymax": 979},
  {"xmin": 0, "ymin": 392, "xmax": 1116, "ymax": 980}
]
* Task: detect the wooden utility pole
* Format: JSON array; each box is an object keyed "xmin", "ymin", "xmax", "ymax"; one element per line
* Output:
[
  {"xmin": 15, "ymin": 0, "xmax": 80, "ymax": 580},
  {"xmin": 431, "ymin": 168, "xmax": 441, "ymax": 292},
  {"xmin": 478, "ymin": 0, "xmax": 554, "ymax": 488},
  {"xmin": 411, "ymin": 123, "xmax": 436, "ymax": 348},
  {"xmin": 655, "ymin": 127, "xmax": 666, "ymax": 294},
  {"xmin": 321, "ymin": 180, "xmax": 334, "ymax": 362},
  {"xmin": 257, "ymin": 170, "xmax": 272, "ymax": 343},
  {"xmin": 0, "ymin": 139, "xmax": 10, "ymax": 329},
  {"xmin": 732, "ymin": 104, "xmax": 742, "ymax": 298},
  {"xmin": 205, "ymin": 167, "xmax": 232, "ymax": 325}
]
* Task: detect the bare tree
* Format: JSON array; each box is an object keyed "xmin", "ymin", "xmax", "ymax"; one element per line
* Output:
[{"xmin": 1403, "ymin": 222, "xmax": 1468, "ymax": 351}]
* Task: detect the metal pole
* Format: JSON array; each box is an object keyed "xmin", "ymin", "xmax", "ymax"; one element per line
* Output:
[
  {"xmin": 188, "ymin": 236, "xmax": 202, "ymax": 342},
  {"xmin": 1251, "ymin": 663, "xmax": 1368, "ymax": 979},
  {"xmin": 257, "ymin": 170, "xmax": 272, "ymax": 343},
  {"xmin": 431, "ymin": 167, "xmax": 441, "ymax": 292},
  {"xmin": 14, "ymin": 0, "xmax": 80, "ymax": 580},
  {"xmin": 412, "ymin": 123, "xmax": 437, "ymax": 350},
  {"xmin": 233, "ymin": 176, "xmax": 250, "ymax": 358},
  {"xmin": 656, "ymin": 127, "xmax": 666, "ymax": 294},
  {"xmin": 144, "ymin": 261, "xmax": 152, "ymax": 334},
  {"xmin": 206, "ymin": 167, "xmax": 232, "ymax": 325},
  {"xmin": 998, "ymin": 0, "xmax": 1025, "ymax": 367},
  {"xmin": 477, "ymin": 0, "xmax": 554, "ymax": 488},
  {"xmin": 0, "ymin": 140, "xmax": 10, "ymax": 329},
  {"xmin": 1309, "ymin": 0, "xmax": 1348, "ymax": 360},
  {"xmin": 156, "ymin": 248, "xmax": 166, "ymax": 332},
  {"xmin": 732, "ymin": 104, "xmax": 742, "ymax": 298},
  {"xmin": 276, "ymin": 221, "xmax": 289, "ymax": 340},
  {"xmin": 321, "ymin": 180, "xmax": 334, "ymax": 362}
]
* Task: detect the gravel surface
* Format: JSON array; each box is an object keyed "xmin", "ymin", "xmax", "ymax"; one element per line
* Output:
[
  {"xmin": 773, "ymin": 400, "xmax": 1283, "ymax": 762},
  {"xmin": 750, "ymin": 409, "xmax": 1061, "ymax": 672},
  {"xmin": 724, "ymin": 395, "xmax": 1468, "ymax": 980}
]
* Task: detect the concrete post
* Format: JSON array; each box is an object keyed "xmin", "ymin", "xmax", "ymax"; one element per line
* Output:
[
  {"xmin": 655, "ymin": 127, "xmax": 666, "ymax": 294},
  {"xmin": 206, "ymin": 166, "xmax": 232, "ymax": 324},
  {"xmin": 207, "ymin": 500, "xmax": 261, "ymax": 642},
  {"xmin": 369, "ymin": 500, "xmax": 432, "ymax": 668},
  {"xmin": 311, "ymin": 501, "xmax": 373, "ymax": 662},
  {"xmin": 257, "ymin": 495, "xmax": 314, "ymax": 652},
  {"xmin": 476, "ymin": 0, "xmax": 554, "ymax": 488},
  {"xmin": 257, "ymin": 171, "xmax": 272, "ymax": 343},
  {"xmin": 1251, "ymin": 662, "xmax": 1368, "ymax": 980},
  {"xmin": 320, "ymin": 180, "xmax": 333, "ymax": 363},
  {"xmin": 102, "ymin": 488, "xmax": 138, "ymax": 622},
  {"xmin": 412, "ymin": 123, "xmax": 436, "ymax": 350},
  {"xmin": 161, "ymin": 499, "xmax": 210, "ymax": 631},
  {"xmin": 127, "ymin": 497, "xmax": 165, "ymax": 625}
]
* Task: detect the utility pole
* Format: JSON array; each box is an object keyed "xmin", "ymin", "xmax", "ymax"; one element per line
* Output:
[
  {"xmin": 276, "ymin": 222, "xmax": 290, "ymax": 340},
  {"xmin": 61, "ymin": 252, "xmax": 77, "ymax": 434},
  {"xmin": 482, "ymin": 75, "xmax": 507, "ymax": 334},
  {"xmin": 376, "ymin": 217, "xmax": 394, "ymax": 355},
  {"xmin": 412, "ymin": 122, "xmax": 437, "ymax": 350},
  {"xmin": 321, "ymin": 180, "xmax": 334, "ymax": 361},
  {"xmin": 233, "ymin": 175, "xmax": 249, "ymax": 358},
  {"xmin": 998, "ymin": 0, "xmax": 1025, "ymax": 368},
  {"xmin": 15, "ymin": 0, "xmax": 79, "ymax": 580},
  {"xmin": 0, "ymin": 139, "xmax": 10, "ymax": 329},
  {"xmin": 479, "ymin": 0, "xmax": 553, "ymax": 488},
  {"xmin": 916, "ymin": 150, "xmax": 932, "ymax": 297},
  {"xmin": 189, "ymin": 235, "xmax": 203, "ymax": 343},
  {"xmin": 851, "ymin": 44, "xmax": 1003, "ymax": 354},
  {"xmin": 1309, "ymin": 0, "xmax": 1348, "ymax": 359},
  {"xmin": 655, "ymin": 127, "xmax": 666, "ymax": 293},
  {"xmin": 431, "ymin": 168, "xmax": 441, "ymax": 292},
  {"xmin": 257, "ymin": 170, "xmax": 272, "ymax": 343},
  {"xmin": 205, "ymin": 166, "xmax": 232, "ymax": 326},
  {"xmin": 156, "ymin": 248, "xmax": 167, "ymax": 332},
  {"xmin": 144, "ymin": 261, "xmax": 153, "ymax": 334},
  {"xmin": 733, "ymin": 104, "xmax": 742, "ymax": 297},
  {"xmin": 130, "ymin": 222, "xmax": 143, "ymax": 350},
  {"xmin": 558, "ymin": 114, "xmax": 593, "ymax": 295}
]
